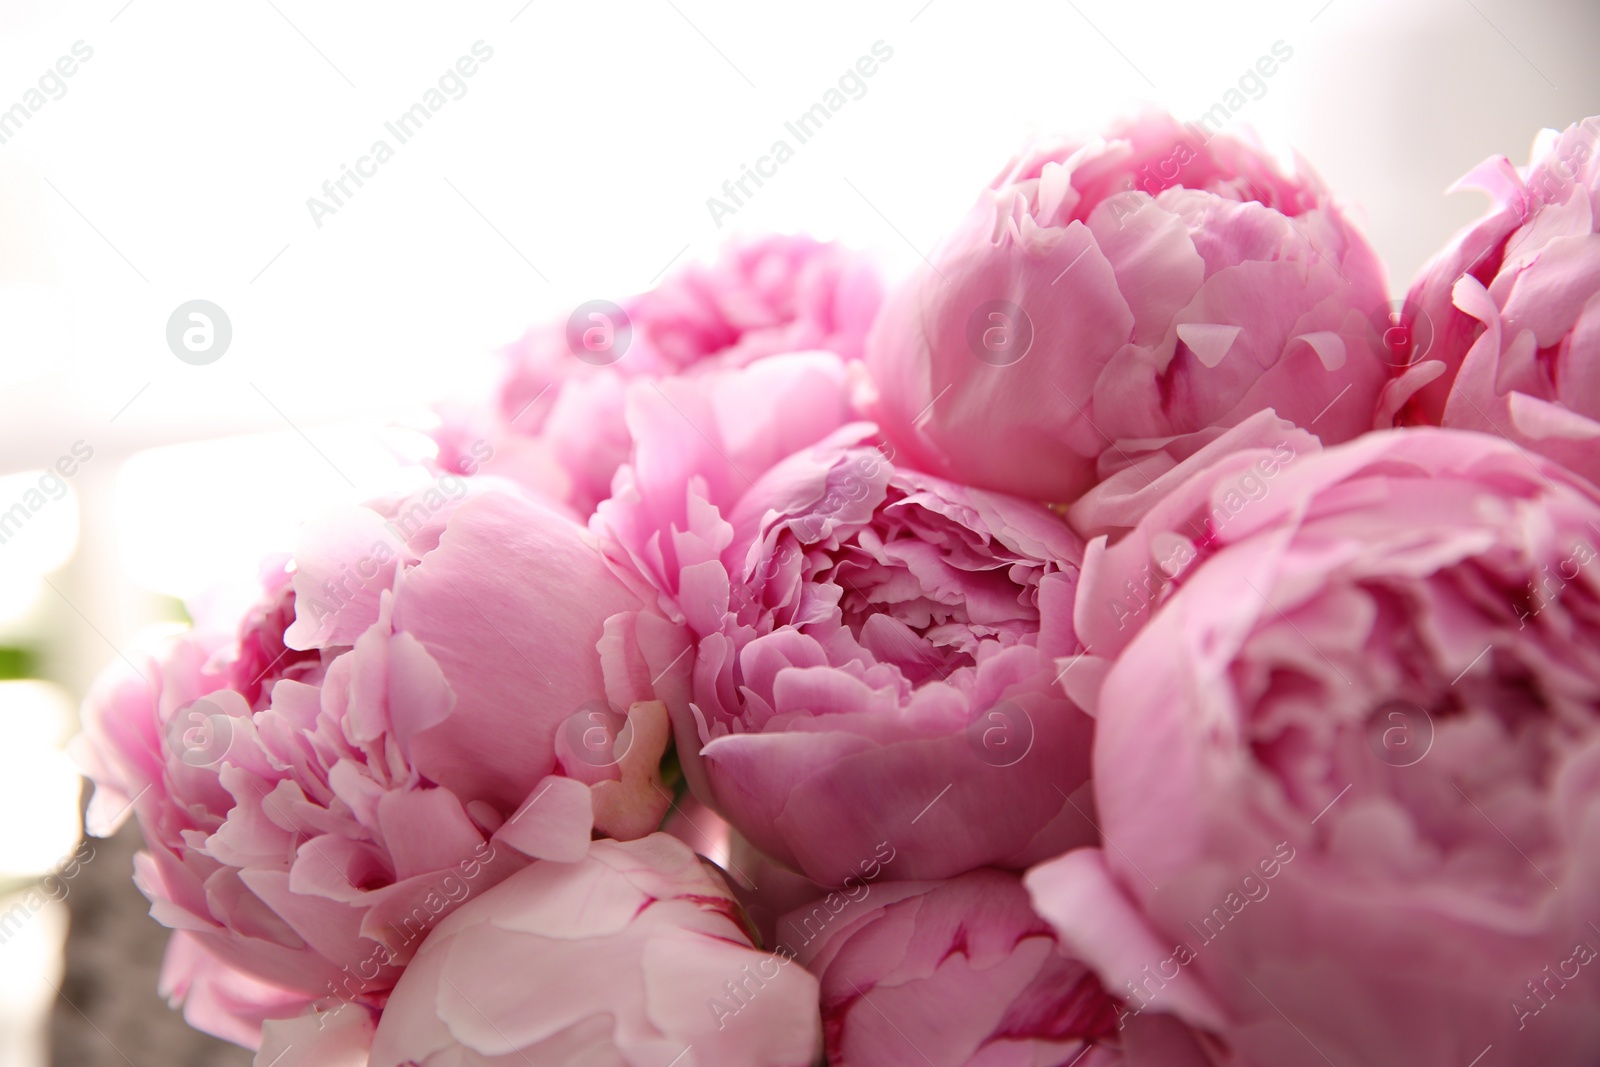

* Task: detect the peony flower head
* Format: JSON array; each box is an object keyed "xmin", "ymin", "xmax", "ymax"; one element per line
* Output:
[
  {"xmin": 366, "ymin": 834, "xmax": 822, "ymax": 1067},
  {"xmin": 75, "ymin": 482, "xmax": 671, "ymax": 1044},
  {"xmin": 1383, "ymin": 115, "xmax": 1600, "ymax": 488},
  {"xmin": 597, "ymin": 351, "xmax": 1097, "ymax": 886},
  {"xmin": 431, "ymin": 234, "xmax": 882, "ymax": 516},
  {"xmin": 784, "ymin": 868, "xmax": 1215, "ymax": 1067},
  {"xmin": 1029, "ymin": 427, "xmax": 1600, "ymax": 1067},
  {"xmin": 864, "ymin": 110, "xmax": 1392, "ymax": 506}
]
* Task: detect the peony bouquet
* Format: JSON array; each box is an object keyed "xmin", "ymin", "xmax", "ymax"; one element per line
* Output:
[{"xmin": 76, "ymin": 110, "xmax": 1600, "ymax": 1065}]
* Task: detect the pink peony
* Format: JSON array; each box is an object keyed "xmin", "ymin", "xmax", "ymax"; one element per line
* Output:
[
  {"xmin": 1383, "ymin": 116, "xmax": 1600, "ymax": 487},
  {"xmin": 863, "ymin": 110, "xmax": 1392, "ymax": 506},
  {"xmin": 597, "ymin": 350, "xmax": 1097, "ymax": 886},
  {"xmin": 75, "ymin": 482, "xmax": 671, "ymax": 1044},
  {"xmin": 1066, "ymin": 412, "xmax": 1322, "ymax": 667},
  {"xmin": 785, "ymin": 868, "xmax": 1216, "ymax": 1067},
  {"xmin": 1028, "ymin": 428, "xmax": 1600, "ymax": 1066},
  {"xmin": 1066, "ymin": 408, "xmax": 1324, "ymax": 541},
  {"xmin": 366, "ymin": 834, "xmax": 821, "ymax": 1067},
  {"xmin": 432, "ymin": 234, "xmax": 882, "ymax": 515}
]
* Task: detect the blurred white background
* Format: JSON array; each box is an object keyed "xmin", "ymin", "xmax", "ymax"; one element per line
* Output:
[{"xmin": 0, "ymin": 0, "xmax": 1595, "ymax": 1063}]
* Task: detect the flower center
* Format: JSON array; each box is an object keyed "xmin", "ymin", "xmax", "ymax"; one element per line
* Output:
[{"xmin": 807, "ymin": 488, "xmax": 1046, "ymax": 686}]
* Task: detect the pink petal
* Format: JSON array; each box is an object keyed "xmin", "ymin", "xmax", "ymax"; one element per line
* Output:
[{"xmin": 493, "ymin": 775, "xmax": 595, "ymax": 863}]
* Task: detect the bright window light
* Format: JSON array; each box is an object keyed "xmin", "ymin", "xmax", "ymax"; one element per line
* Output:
[
  {"xmin": 0, "ymin": 681, "xmax": 81, "ymax": 881},
  {"xmin": 0, "ymin": 285, "xmax": 68, "ymax": 391},
  {"xmin": 115, "ymin": 425, "xmax": 423, "ymax": 600},
  {"xmin": 0, "ymin": 469, "xmax": 79, "ymax": 584}
]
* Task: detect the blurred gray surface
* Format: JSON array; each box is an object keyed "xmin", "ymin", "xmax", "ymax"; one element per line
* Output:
[
  {"xmin": 1300, "ymin": 0, "xmax": 1600, "ymax": 288},
  {"xmin": 49, "ymin": 821, "xmax": 250, "ymax": 1067}
]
